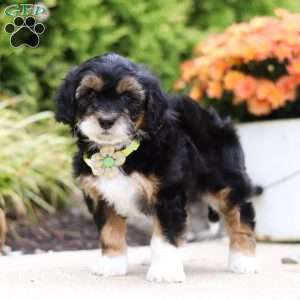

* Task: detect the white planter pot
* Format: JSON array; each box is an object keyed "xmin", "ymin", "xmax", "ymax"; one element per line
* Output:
[{"xmin": 238, "ymin": 119, "xmax": 300, "ymax": 242}]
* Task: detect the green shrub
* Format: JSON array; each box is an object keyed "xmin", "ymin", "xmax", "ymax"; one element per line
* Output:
[
  {"xmin": 188, "ymin": 0, "xmax": 300, "ymax": 33},
  {"xmin": 0, "ymin": 0, "xmax": 197, "ymax": 110},
  {"xmin": 0, "ymin": 98, "xmax": 74, "ymax": 216}
]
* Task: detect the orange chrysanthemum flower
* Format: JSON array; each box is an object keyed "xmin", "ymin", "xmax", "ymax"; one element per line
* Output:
[
  {"xmin": 189, "ymin": 84, "xmax": 203, "ymax": 100},
  {"xmin": 248, "ymin": 98, "xmax": 272, "ymax": 116},
  {"xmin": 268, "ymin": 88, "xmax": 285, "ymax": 109},
  {"xmin": 257, "ymin": 80, "xmax": 276, "ymax": 100},
  {"xmin": 224, "ymin": 71, "xmax": 245, "ymax": 90},
  {"xmin": 209, "ymin": 60, "xmax": 228, "ymax": 81},
  {"xmin": 234, "ymin": 76, "xmax": 257, "ymax": 102},
  {"xmin": 276, "ymin": 76, "xmax": 297, "ymax": 100},
  {"xmin": 288, "ymin": 59, "xmax": 300, "ymax": 75},
  {"xmin": 180, "ymin": 60, "xmax": 198, "ymax": 82},
  {"xmin": 207, "ymin": 81, "xmax": 223, "ymax": 99},
  {"xmin": 177, "ymin": 10, "xmax": 300, "ymax": 117}
]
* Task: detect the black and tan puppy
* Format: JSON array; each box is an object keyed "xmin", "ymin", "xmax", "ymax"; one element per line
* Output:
[{"xmin": 55, "ymin": 53, "xmax": 261, "ymax": 283}]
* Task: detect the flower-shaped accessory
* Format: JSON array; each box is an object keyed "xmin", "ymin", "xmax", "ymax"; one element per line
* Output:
[{"xmin": 84, "ymin": 139, "xmax": 140, "ymax": 179}]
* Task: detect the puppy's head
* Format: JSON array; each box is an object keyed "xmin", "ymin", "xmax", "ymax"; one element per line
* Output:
[{"xmin": 55, "ymin": 53, "xmax": 167, "ymax": 146}]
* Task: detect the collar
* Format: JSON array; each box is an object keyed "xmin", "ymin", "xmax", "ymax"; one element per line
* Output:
[{"xmin": 84, "ymin": 139, "xmax": 140, "ymax": 178}]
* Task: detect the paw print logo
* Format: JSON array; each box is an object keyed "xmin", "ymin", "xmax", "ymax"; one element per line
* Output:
[{"xmin": 4, "ymin": 16, "xmax": 45, "ymax": 48}]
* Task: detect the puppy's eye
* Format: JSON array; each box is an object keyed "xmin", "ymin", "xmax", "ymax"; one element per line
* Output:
[
  {"xmin": 77, "ymin": 92, "xmax": 96, "ymax": 112},
  {"xmin": 121, "ymin": 93, "xmax": 139, "ymax": 103},
  {"xmin": 120, "ymin": 93, "xmax": 131, "ymax": 101}
]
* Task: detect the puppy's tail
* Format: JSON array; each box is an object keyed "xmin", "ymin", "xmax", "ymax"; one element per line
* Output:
[{"xmin": 251, "ymin": 185, "xmax": 264, "ymax": 196}]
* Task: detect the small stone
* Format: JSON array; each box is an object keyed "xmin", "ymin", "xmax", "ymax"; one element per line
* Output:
[
  {"xmin": 0, "ymin": 245, "xmax": 11, "ymax": 256},
  {"xmin": 281, "ymin": 256, "xmax": 300, "ymax": 264}
]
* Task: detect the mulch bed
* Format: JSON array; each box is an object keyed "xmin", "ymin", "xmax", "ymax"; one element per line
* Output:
[{"xmin": 5, "ymin": 208, "xmax": 150, "ymax": 254}]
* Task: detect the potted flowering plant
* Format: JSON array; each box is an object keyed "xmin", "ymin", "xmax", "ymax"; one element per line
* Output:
[{"xmin": 176, "ymin": 9, "xmax": 300, "ymax": 241}]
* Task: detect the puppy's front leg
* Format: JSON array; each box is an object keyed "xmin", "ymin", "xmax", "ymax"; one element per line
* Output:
[
  {"xmin": 79, "ymin": 176, "xmax": 128, "ymax": 276},
  {"xmin": 91, "ymin": 201, "xmax": 128, "ymax": 277},
  {"xmin": 147, "ymin": 191, "xmax": 187, "ymax": 283}
]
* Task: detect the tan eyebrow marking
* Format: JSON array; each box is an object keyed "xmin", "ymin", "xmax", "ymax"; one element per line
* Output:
[
  {"xmin": 75, "ymin": 74, "xmax": 104, "ymax": 98},
  {"xmin": 116, "ymin": 76, "xmax": 145, "ymax": 99}
]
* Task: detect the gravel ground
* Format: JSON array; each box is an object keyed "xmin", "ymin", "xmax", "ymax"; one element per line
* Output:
[
  {"xmin": 3, "ymin": 198, "xmax": 214, "ymax": 255},
  {"xmin": 5, "ymin": 208, "xmax": 150, "ymax": 254}
]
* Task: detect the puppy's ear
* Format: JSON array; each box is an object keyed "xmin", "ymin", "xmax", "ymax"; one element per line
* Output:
[
  {"xmin": 54, "ymin": 68, "xmax": 78, "ymax": 126},
  {"xmin": 144, "ymin": 82, "xmax": 168, "ymax": 133}
]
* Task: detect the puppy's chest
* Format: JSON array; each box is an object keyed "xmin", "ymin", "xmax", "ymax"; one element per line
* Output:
[{"xmin": 94, "ymin": 171, "xmax": 157, "ymax": 218}]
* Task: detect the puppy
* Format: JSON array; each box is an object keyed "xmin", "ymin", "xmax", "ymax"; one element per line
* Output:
[{"xmin": 55, "ymin": 53, "xmax": 261, "ymax": 283}]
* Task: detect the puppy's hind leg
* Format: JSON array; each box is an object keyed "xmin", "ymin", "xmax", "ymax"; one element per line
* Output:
[
  {"xmin": 204, "ymin": 188, "xmax": 261, "ymax": 274},
  {"xmin": 226, "ymin": 201, "xmax": 261, "ymax": 274}
]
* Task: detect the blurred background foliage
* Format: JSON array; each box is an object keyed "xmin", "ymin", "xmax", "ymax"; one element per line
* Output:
[
  {"xmin": 0, "ymin": 0, "xmax": 299, "ymax": 214},
  {"xmin": 1, "ymin": 0, "xmax": 299, "ymax": 110}
]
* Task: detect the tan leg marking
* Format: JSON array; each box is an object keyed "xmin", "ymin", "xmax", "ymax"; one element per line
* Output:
[
  {"xmin": 78, "ymin": 175, "xmax": 102, "ymax": 205},
  {"xmin": 131, "ymin": 173, "xmax": 160, "ymax": 207},
  {"xmin": 205, "ymin": 188, "xmax": 256, "ymax": 256},
  {"xmin": 224, "ymin": 208, "xmax": 256, "ymax": 255},
  {"xmin": 79, "ymin": 176, "xmax": 127, "ymax": 255},
  {"xmin": 100, "ymin": 206, "xmax": 127, "ymax": 256}
]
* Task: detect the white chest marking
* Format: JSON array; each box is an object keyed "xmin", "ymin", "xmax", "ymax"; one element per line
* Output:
[{"xmin": 95, "ymin": 171, "xmax": 144, "ymax": 218}]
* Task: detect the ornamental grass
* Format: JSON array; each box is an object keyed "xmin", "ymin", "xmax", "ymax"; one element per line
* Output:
[{"xmin": 0, "ymin": 98, "xmax": 75, "ymax": 217}]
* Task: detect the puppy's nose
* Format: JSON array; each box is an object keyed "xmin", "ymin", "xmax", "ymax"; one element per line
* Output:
[{"xmin": 98, "ymin": 118, "xmax": 115, "ymax": 130}]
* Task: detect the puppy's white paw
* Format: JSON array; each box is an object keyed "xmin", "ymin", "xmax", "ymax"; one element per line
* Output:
[
  {"xmin": 228, "ymin": 251, "xmax": 261, "ymax": 274},
  {"xmin": 146, "ymin": 260, "xmax": 186, "ymax": 283},
  {"xmin": 146, "ymin": 237, "xmax": 185, "ymax": 283},
  {"xmin": 91, "ymin": 255, "xmax": 128, "ymax": 277}
]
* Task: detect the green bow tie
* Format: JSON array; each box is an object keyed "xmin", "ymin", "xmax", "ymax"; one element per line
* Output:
[{"xmin": 84, "ymin": 139, "xmax": 140, "ymax": 178}]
